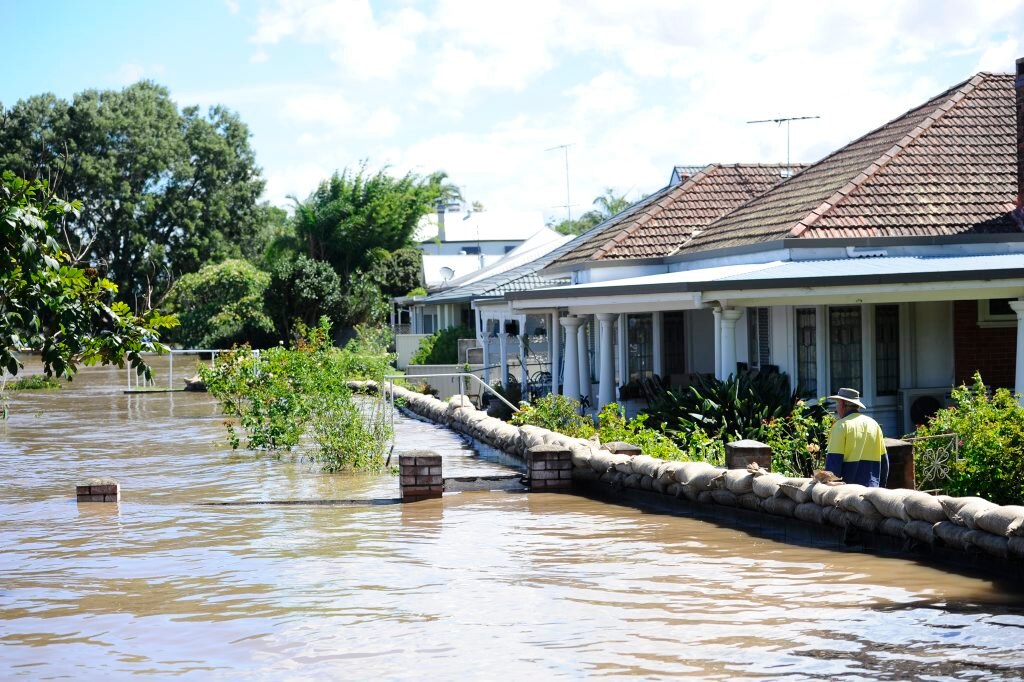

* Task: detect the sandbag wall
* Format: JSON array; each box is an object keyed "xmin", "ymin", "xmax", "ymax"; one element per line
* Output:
[{"xmin": 355, "ymin": 380, "xmax": 1024, "ymax": 563}]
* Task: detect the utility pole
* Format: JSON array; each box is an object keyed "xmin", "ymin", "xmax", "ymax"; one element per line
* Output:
[
  {"xmin": 747, "ymin": 115, "xmax": 819, "ymax": 176},
  {"xmin": 545, "ymin": 143, "xmax": 573, "ymax": 223}
]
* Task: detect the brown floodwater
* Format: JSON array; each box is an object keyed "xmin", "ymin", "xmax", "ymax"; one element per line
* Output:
[{"xmin": 2, "ymin": 358, "xmax": 1024, "ymax": 680}]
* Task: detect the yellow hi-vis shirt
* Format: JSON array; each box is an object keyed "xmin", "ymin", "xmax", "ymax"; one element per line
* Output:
[{"xmin": 827, "ymin": 412, "xmax": 886, "ymax": 463}]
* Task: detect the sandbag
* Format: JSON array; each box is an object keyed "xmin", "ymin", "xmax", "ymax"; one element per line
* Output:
[
  {"xmin": 737, "ymin": 492, "xmax": 762, "ymax": 511},
  {"xmin": 941, "ymin": 497, "xmax": 998, "ymax": 529},
  {"xmin": 574, "ymin": 468, "xmax": 599, "ymax": 483},
  {"xmin": 666, "ymin": 483, "xmax": 682, "ymax": 499},
  {"xmin": 878, "ymin": 517, "xmax": 908, "ymax": 538},
  {"xmin": 1009, "ymin": 536, "xmax": 1024, "ymax": 559},
  {"xmin": 973, "ymin": 505, "xmax": 1024, "ymax": 537},
  {"xmin": 722, "ymin": 470, "xmax": 755, "ymax": 495},
  {"xmin": 680, "ymin": 466, "xmax": 725, "ymax": 492},
  {"xmin": 710, "ymin": 489, "xmax": 739, "ymax": 507},
  {"xmin": 640, "ymin": 475, "xmax": 656, "ymax": 491},
  {"xmin": 624, "ymin": 473, "xmax": 642, "ymax": 489},
  {"xmin": 823, "ymin": 506, "xmax": 849, "ymax": 528},
  {"xmin": 862, "ymin": 488, "xmax": 912, "ymax": 522},
  {"xmin": 845, "ymin": 510, "xmax": 881, "ymax": 533},
  {"xmin": 673, "ymin": 462, "xmax": 719, "ymax": 486},
  {"xmin": 904, "ymin": 492, "xmax": 947, "ymax": 524},
  {"xmin": 751, "ymin": 472, "xmax": 787, "ymax": 499},
  {"xmin": 761, "ymin": 496, "xmax": 797, "ymax": 518},
  {"xmin": 697, "ymin": 490, "xmax": 715, "ymax": 505},
  {"xmin": 613, "ymin": 455, "xmax": 635, "ymax": 474},
  {"xmin": 590, "ymin": 449, "xmax": 618, "ymax": 473},
  {"xmin": 794, "ymin": 502, "xmax": 826, "ymax": 525},
  {"xmin": 837, "ymin": 491, "xmax": 882, "ymax": 519},
  {"xmin": 778, "ymin": 479, "xmax": 814, "ymax": 504},
  {"xmin": 935, "ymin": 521, "xmax": 974, "ymax": 551},
  {"xmin": 570, "ymin": 444, "xmax": 594, "ymax": 470},
  {"xmin": 811, "ymin": 482, "xmax": 843, "ymax": 507},
  {"xmin": 904, "ymin": 520, "xmax": 937, "ymax": 545},
  {"xmin": 966, "ymin": 530, "xmax": 1009, "ymax": 558},
  {"xmin": 631, "ymin": 455, "xmax": 664, "ymax": 479}
]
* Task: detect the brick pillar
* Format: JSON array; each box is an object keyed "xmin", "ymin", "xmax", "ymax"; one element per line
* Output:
[
  {"xmin": 884, "ymin": 438, "xmax": 915, "ymax": 490},
  {"xmin": 76, "ymin": 477, "xmax": 120, "ymax": 502},
  {"xmin": 399, "ymin": 451, "xmax": 443, "ymax": 501},
  {"xmin": 725, "ymin": 439, "xmax": 772, "ymax": 470},
  {"xmin": 526, "ymin": 445, "xmax": 573, "ymax": 491},
  {"xmin": 603, "ymin": 441, "xmax": 641, "ymax": 457}
]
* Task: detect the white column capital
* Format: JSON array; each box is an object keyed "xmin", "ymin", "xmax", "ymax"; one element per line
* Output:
[
  {"xmin": 721, "ymin": 307, "xmax": 743, "ymax": 323},
  {"xmin": 559, "ymin": 315, "xmax": 584, "ymax": 330},
  {"xmin": 1009, "ymin": 299, "xmax": 1024, "ymax": 317},
  {"xmin": 596, "ymin": 312, "xmax": 618, "ymax": 323}
]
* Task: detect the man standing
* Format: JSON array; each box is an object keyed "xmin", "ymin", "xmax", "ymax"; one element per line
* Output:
[{"xmin": 824, "ymin": 388, "xmax": 889, "ymax": 487}]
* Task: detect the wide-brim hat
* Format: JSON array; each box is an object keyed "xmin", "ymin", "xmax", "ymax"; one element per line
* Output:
[{"xmin": 827, "ymin": 387, "xmax": 866, "ymax": 409}]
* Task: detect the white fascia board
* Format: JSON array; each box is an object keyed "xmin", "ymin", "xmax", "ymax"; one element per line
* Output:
[
  {"xmin": 706, "ymin": 279, "xmax": 1024, "ymax": 307},
  {"xmin": 512, "ymin": 291, "xmax": 701, "ymax": 314}
]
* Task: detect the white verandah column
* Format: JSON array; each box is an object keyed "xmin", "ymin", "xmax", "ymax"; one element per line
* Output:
[
  {"xmin": 720, "ymin": 308, "xmax": 742, "ymax": 379},
  {"xmin": 652, "ymin": 311, "xmax": 664, "ymax": 379},
  {"xmin": 1009, "ymin": 299, "xmax": 1024, "ymax": 403},
  {"xmin": 549, "ymin": 311, "xmax": 560, "ymax": 396},
  {"xmin": 597, "ymin": 313, "xmax": 617, "ymax": 407},
  {"xmin": 498, "ymin": 330, "xmax": 509, "ymax": 389},
  {"xmin": 560, "ymin": 316, "xmax": 583, "ymax": 401},
  {"xmin": 713, "ymin": 308, "xmax": 723, "ymax": 380}
]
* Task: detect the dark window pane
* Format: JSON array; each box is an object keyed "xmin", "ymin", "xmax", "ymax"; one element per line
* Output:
[
  {"xmin": 796, "ymin": 308, "xmax": 817, "ymax": 397},
  {"xmin": 875, "ymin": 305, "xmax": 899, "ymax": 396},
  {"xmin": 989, "ymin": 298, "xmax": 1014, "ymax": 316},
  {"xmin": 829, "ymin": 306, "xmax": 861, "ymax": 394},
  {"xmin": 627, "ymin": 314, "xmax": 653, "ymax": 381}
]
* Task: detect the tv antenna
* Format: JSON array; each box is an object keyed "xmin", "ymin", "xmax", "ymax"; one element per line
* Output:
[
  {"xmin": 545, "ymin": 143, "xmax": 573, "ymax": 223},
  {"xmin": 747, "ymin": 115, "xmax": 819, "ymax": 176}
]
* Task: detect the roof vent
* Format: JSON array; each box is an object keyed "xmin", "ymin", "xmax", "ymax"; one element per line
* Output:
[{"xmin": 845, "ymin": 246, "xmax": 887, "ymax": 258}]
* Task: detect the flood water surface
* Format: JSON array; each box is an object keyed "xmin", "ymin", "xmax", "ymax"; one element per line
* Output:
[{"xmin": 2, "ymin": 360, "xmax": 1023, "ymax": 679}]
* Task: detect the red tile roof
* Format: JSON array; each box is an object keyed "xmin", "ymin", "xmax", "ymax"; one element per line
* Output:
[
  {"xmin": 682, "ymin": 73, "xmax": 1019, "ymax": 254},
  {"xmin": 550, "ymin": 164, "xmax": 797, "ymax": 267}
]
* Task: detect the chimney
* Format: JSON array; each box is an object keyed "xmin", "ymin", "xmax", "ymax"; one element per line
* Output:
[
  {"xmin": 1017, "ymin": 57, "xmax": 1024, "ymax": 210},
  {"xmin": 436, "ymin": 202, "xmax": 446, "ymax": 242}
]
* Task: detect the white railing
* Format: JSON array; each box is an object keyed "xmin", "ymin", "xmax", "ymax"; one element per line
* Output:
[
  {"xmin": 383, "ymin": 372, "xmax": 520, "ymax": 431},
  {"xmin": 126, "ymin": 349, "xmax": 224, "ymax": 391}
]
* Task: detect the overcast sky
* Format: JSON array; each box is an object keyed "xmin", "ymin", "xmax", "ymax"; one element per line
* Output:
[{"xmin": 5, "ymin": 1, "xmax": 1023, "ymax": 223}]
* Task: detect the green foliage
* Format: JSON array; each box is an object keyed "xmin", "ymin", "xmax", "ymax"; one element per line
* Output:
[
  {"xmin": 596, "ymin": 403, "xmax": 684, "ymax": 460},
  {"xmin": 368, "ymin": 247, "xmax": 424, "ymax": 299},
  {"xmin": 409, "ymin": 325, "xmax": 474, "ymax": 365},
  {"xmin": 550, "ymin": 188, "xmax": 634, "ymax": 235},
  {"xmin": 406, "ymin": 286, "xmax": 427, "ymax": 298},
  {"xmin": 163, "ymin": 259, "xmax": 274, "ymax": 348},
  {"xmin": 4, "ymin": 374, "xmax": 61, "ymax": 390},
  {"xmin": 265, "ymin": 255, "xmax": 345, "ymax": 342},
  {"xmin": 914, "ymin": 373, "xmax": 1024, "ymax": 504},
  {"xmin": 199, "ymin": 318, "xmax": 393, "ymax": 471},
  {"xmin": 512, "ymin": 394, "xmax": 595, "ymax": 438},
  {"xmin": 0, "ymin": 172, "xmax": 177, "ymax": 380},
  {"xmin": 647, "ymin": 371, "xmax": 796, "ymax": 445},
  {"xmin": 761, "ymin": 400, "xmax": 834, "ymax": 477},
  {"xmin": 1, "ymin": 82, "xmax": 270, "ymax": 300}
]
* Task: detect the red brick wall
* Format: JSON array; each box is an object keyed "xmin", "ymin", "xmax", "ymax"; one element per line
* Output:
[{"xmin": 952, "ymin": 300, "xmax": 1016, "ymax": 389}]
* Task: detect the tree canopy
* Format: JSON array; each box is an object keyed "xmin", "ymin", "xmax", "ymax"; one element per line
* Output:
[
  {"xmin": 551, "ymin": 188, "xmax": 635, "ymax": 236},
  {"xmin": 0, "ymin": 81, "xmax": 269, "ymax": 303},
  {"xmin": 0, "ymin": 172, "xmax": 176, "ymax": 378}
]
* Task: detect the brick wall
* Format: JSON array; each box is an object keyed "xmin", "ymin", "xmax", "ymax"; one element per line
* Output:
[{"xmin": 952, "ymin": 300, "xmax": 1016, "ymax": 388}]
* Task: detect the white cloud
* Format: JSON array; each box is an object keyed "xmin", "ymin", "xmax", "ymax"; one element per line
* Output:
[
  {"xmin": 225, "ymin": 0, "xmax": 240, "ymax": 15},
  {"xmin": 114, "ymin": 63, "xmax": 146, "ymax": 84},
  {"xmin": 249, "ymin": 49, "xmax": 270, "ymax": 64}
]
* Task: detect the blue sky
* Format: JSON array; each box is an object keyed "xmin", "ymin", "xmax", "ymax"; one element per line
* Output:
[{"xmin": 4, "ymin": 1, "xmax": 1023, "ymax": 223}]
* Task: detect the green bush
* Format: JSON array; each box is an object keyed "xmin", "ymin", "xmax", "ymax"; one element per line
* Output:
[
  {"xmin": 486, "ymin": 377, "xmax": 523, "ymax": 421},
  {"xmin": 409, "ymin": 325, "xmax": 474, "ymax": 365},
  {"xmin": 914, "ymin": 373, "xmax": 1024, "ymax": 504},
  {"xmin": 164, "ymin": 259, "xmax": 275, "ymax": 349},
  {"xmin": 597, "ymin": 403, "xmax": 683, "ymax": 460},
  {"xmin": 511, "ymin": 394, "xmax": 595, "ymax": 438},
  {"xmin": 647, "ymin": 371, "xmax": 796, "ymax": 445},
  {"xmin": 4, "ymin": 375, "xmax": 62, "ymax": 390},
  {"xmin": 762, "ymin": 400, "xmax": 834, "ymax": 477}
]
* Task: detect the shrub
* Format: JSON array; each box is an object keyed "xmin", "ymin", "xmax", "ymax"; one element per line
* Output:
[
  {"xmin": 4, "ymin": 375, "xmax": 61, "ymax": 390},
  {"xmin": 410, "ymin": 325, "xmax": 474, "ymax": 365},
  {"xmin": 762, "ymin": 400, "xmax": 834, "ymax": 477},
  {"xmin": 597, "ymin": 403, "xmax": 684, "ymax": 460},
  {"xmin": 511, "ymin": 394, "xmax": 595, "ymax": 438},
  {"xmin": 265, "ymin": 255, "xmax": 345, "ymax": 343},
  {"xmin": 486, "ymin": 377, "xmax": 523, "ymax": 421},
  {"xmin": 914, "ymin": 373, "xmax": 1024, "ymax": 504},
  {"xmin": 647, "ymin": 370, "xmax": 796, "ymax": 445},
  {"xmin": 163, "ymin": 259, "xmax": 275, "ymax": 349}
]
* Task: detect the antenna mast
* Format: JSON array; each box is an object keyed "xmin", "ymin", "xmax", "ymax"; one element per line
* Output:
[
  {"xmin": 545, "ymin": 143, "xmax": 573, "ymax": 223},
  {"xmin": 747, "ymin": 115, "xmax": 819, "ymax": 175}
]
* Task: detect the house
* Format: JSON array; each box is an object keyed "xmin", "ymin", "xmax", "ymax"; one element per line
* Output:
[{"xmin": 505, "ymin": 60, "xmax": 1024, "ymax": 437}]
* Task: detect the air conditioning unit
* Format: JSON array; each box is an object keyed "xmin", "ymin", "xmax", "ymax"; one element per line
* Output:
[{"xmin": 898, "ymin": 387, "xmax": 952, "ymax": 435}]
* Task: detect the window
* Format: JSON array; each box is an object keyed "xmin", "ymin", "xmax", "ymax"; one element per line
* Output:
[
  {"xmin": 504, "ymin": 245, "xmax": 516, "ymax": 254},
  {"xmin": 460, "ymin": 245, "xmax": 481, "ymax": 255},
  {"xmin": 829, "ymin": 306, "xmax": 861, "ymax": 393},
  {"xmin": 977, "ymin": 298, "xmax": 1017, "ymax": 327},
  {"xmin": 795, "ymin": 308, "xmax": 817, "ymax": 398},
  {"xmin": 875, "ymin": 305, "xmax": 899, "ymax": 396},
  {"xmin": 747, "ymin": 307, "xmax": 771, "ymax": 368},
  {"xmin": 627, "ymin": 314, "xmax": 653, "ymax": 381}
]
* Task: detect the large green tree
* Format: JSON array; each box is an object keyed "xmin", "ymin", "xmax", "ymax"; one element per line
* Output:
[
  {"xmin": 0, "ymin": 172, "xmax": 176, "ymax": 379},
  {"xmin": 0, "ymin": 81, "xmax": 269, "ymax": 303},
  {"xmin": 552, "ymin": 188, "xmax": 634, "ymax": 236}
]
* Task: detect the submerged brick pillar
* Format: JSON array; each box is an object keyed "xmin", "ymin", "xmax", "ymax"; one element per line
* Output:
[
  {"xmin": 76, "ymin": 477, "xmax": 120, "ymax": 502},
  {"xmin": 526, "ymin": 445, "xmax": 573, "ymax": 491},
  {"xmin": 399, "ymin": 451, "xmax": 443, "ymax": 501},
  {"xmin": 725, "ymin": 439, "xmax": 772, "ymax": 470},
  {"xmin": 884, "ymin": 438, "xmax": 915, "ymax": 490}
]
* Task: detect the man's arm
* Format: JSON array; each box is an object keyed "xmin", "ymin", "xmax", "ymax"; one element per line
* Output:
[
  {"xmin": 879, "ymin": 452, "xmax": 889, "ymax": 488},
  {"xmin": 824, "ymin": 419, "xmax": 844, "ymax": 475}
]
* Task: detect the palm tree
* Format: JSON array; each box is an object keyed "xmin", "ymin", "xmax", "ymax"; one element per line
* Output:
[{"xmin": 592, "ymin": 188, "xmax": 632, "ymax": 219}]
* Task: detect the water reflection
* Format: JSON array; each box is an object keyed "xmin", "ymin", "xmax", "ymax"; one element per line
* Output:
[{"xmin": 1, "ymin": 358, "xmax": 1023, "ymax": 679}]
